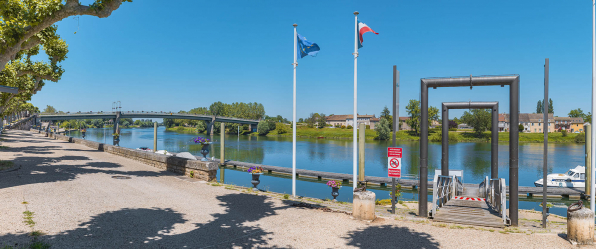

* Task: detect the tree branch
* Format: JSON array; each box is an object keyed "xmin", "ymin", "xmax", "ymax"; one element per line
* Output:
[
  {"xmin": 0, "ymin": 0, "xmax": 126, "ymax": 70},
  {"xmin": 16, "ymin": 70, "xmax": 59, "ymax": 82}
]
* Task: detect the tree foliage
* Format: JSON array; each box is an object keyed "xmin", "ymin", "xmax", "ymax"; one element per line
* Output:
[
  {"xmin": 569, "ymin": 108, "xmax": 585, "ymax": 118},
  {"xmin": 0, "ymin": 0, "xmax": 130, "ymax": 117},
  {"xmin": 536, "ymin": 98, "xmax": 553, "ymax": 114},
  {"xmin": 375, "ymin": 117, "xmax": 390, "ymax": 140},
  {"xmin": 405, "ymin": 99, "xmax": 439, "ymax": 135},
  {"xmin": 381, "ymin": 106, "xmax": 393, "ymax": 131},
  {"xmin": 460, "ymin": 109, "xmax": 491, "ymax": 136},
  {"xmin": 42, "ymin": 105, "xmax": 56, "ymax": 114}
]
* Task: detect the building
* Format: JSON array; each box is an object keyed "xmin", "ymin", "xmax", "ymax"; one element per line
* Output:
[
  {"xmin": 519, "ymin": 113, "xmax": 554, "ymax": 133},
  {"xmin": 458, "ymin": 123, "xmax": 472, "ymax": 130},
  {"xmin": 325, "ymin": 114, "xmax": 378, "ymax": 129},
  {"xmin": 399, "ymin": 117, "xmax": 412, "ymax": 130},
  {"xmin": 555, "ymin": 117, "xmax": 585, "ymax": 133},
  {"xmin": 498, "ymin": 113, "xmax": 509, "ymax": 132}
]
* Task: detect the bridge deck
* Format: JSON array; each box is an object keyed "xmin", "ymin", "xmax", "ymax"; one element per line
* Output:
[{"xmin": 433, "ymin": 198, "xmax": 505, "ymax": 228}]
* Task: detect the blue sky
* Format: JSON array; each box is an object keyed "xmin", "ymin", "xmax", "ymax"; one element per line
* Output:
[{"xmin": 30, "ymin": 0, "xmax": 594, "ymax": 119}]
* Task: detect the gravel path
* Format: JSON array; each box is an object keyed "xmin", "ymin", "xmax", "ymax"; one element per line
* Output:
[{"xmin": 0, "ymin": 130, "xmax": 583, "ymax": 248}]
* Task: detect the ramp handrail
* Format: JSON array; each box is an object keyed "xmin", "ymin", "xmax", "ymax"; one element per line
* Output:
[
  {"xmin": 481, "ymin": 177, "xmax": 510, "ymax": 225},
  {"xmin": 430, "ymin": 175, "xmax": 463, "ymax": 218}
]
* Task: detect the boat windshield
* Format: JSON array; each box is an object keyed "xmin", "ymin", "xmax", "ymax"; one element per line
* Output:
[{"xmin": 567, "ymin": 170, "xmax": 575, "ymax": 176}]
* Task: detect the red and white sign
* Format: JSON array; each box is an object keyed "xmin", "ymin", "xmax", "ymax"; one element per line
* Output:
[{"xmin": 387, "ymin": 147, "xmax": 402, "ymax": 178}]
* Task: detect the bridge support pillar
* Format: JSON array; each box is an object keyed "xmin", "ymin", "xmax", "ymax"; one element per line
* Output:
[
  {"xmin": 113, "ymin": 111, "xmax": 121, "ymax": 137},
  {"xmin": 207, "ymin": 116, "xmax": 216, "ymax": 136},
  {"xmin": 220, "ymin": 122, "xmax": 225, "ymax": 166}
]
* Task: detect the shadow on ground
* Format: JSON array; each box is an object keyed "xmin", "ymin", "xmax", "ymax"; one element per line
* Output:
[
  {"xmin": 0, "ymin": 193, "xmax": 290, "ymax": 248},
  {"xmin": 344, "ymin": 225, "xmax": 440, "ymax": 249}
]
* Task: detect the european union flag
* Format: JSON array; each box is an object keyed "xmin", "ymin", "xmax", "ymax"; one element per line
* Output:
[{"xmin": 297, "ymin": 34, "xmax": 320, "ymax": 58}]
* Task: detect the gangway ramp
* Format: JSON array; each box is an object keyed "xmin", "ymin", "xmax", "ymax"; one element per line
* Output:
[
  {"xmin": 430, "ymin": 175, "xmax": 509, "ymax": 228},
  {"xmin": 433, "ymin": 197, "xmax": 505, "ymax": 228}
]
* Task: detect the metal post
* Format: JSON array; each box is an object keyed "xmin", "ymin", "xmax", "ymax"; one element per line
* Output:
[
  {"xmin": 358, "ymin": 123, "xmax": 365, "ymax": 182},
  {"xmin": 221, "ymin": 122, "xmax": 225, "ymax": 165},
  {"xmin": 542, "ymin": 58, "xmax": 549, "ymax": 228},
  {"xmin": 441, "ymin": 104, "xmax": 449, "ymax": 176},
  {"xmin": 510, "ymin": 76, "xmax": 520, "ymax": 227},
  {"xmin": 420, "ymin": 80, "xmax": 429, "ymax": 217},
  {"xmin": 153, "ymin": 122, "xmax": 157, "ymax": 152},
  {"xmin": 587, "ymin": 124, "xmax": 592, "ymax": 197},
  {"xmin": 492, "ymin": 103, "xmax": 499, "ymax": 179},
  {"xmin": 592, "ymin": 0, "xmax": 596, "ymax": 214},
  {"xmin": 392, "ymin": 65, "xmax": 399, "ymax": 214},
  {"xmin": 293, "ymin": 23, "xmax": 298, "ymax": 197},
  {"xmin": 353, "ymin": 11, "xmax": 359, "ymax": 191}
]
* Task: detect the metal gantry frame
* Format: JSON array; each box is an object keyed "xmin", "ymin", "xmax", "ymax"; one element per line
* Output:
[
  {"xmin": 420, "ymin": 75, "xmax": 520, "ymax": 226},
  {"xmin": 441, "ymin": 101, "xmax": 499, "ymax": 179}
]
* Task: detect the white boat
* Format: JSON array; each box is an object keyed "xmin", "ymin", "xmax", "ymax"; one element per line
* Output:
[{"xmin": 534, "ymin": 166, "xmax": 585, "ymax": 188}]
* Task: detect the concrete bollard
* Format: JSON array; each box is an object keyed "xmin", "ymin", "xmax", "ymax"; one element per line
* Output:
[
  {"xmin": 353, "ymin": 191, "xmax": 376, "ymax": 220},
  {"xmin": 567, "ymin": 205, "xmax": 594, "ymax": 245}
]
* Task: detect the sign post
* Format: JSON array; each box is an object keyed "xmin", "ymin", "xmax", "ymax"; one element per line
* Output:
[{"xmin": 388, "ymin": 147, "xmax": 402, "ymax": 214}]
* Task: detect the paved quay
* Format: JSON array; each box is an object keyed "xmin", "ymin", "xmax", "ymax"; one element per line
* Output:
[{"xmin": 0, "ymin": 130, "xmax": 585, "ymax": 248}]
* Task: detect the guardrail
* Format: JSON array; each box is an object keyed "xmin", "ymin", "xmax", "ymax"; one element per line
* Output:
[
  {"xmin": 430, "ymin": 174, "xmax": 462, "ymax": 218},
  {"xmin": 480, "ymin": 176, "xmax": 510, "ymax": 225}
]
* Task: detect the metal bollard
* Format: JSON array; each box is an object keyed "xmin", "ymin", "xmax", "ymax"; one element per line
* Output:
[{"xmin": 567, "ymin": 201, "xmax": 594, "ymax": 245}]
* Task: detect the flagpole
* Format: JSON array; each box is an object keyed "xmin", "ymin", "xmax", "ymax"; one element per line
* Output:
[
  {"xmin": 353, "ymin": 11, "xmax": 359, "ymax": 190},
  {"xmin": 591, "ymin": 0, "xmax": 595, "ymax": 213},
  {"xmin": 293, "ymin": 23, "xmax": 298, "ymax": 197}
]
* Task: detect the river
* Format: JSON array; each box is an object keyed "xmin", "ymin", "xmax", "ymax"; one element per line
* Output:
[{"xmin": 68, "ymin": 127, "xmax": 586, "ymax": 217}]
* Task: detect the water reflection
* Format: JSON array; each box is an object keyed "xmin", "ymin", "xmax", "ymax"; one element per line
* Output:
[{"xmin": 70, "ymin": 128, "xmax": 585, "ymax": 187}]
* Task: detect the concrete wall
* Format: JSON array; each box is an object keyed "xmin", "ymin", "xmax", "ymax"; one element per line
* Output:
[{"xmin": 34, "ymin": 129, "xmax": 217, "ymax": 181}]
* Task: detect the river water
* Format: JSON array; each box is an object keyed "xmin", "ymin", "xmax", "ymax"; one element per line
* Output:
[{"xmin": 69, "ymin": 127, "xmax": 586, "ymax": 217}]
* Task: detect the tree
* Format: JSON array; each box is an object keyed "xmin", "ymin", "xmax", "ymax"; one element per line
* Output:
[
  {"xmin": 317, "ymin": 113, "xmax": 327, "ymax": 129},
  {"xmin": 375, "ymin": 118, "xmax": 390, "ymax": 140},
  {"xmin": 306, "ymin": 113, "xmax": 318, "ymax": 128},
  {"xmin": 460, "ymin": 109, "xmax": 492, "ymax": 136},
  {"xmin": 405, "ymin": 99, "xmax": 439, "ymax": 135},
  {"xmin": 536, "ymin": 100, "xmax": 543, "ymax": 114},
  {"xmin": 548, "ymin": 98, "xmax": 554, "ymax": 114},
  {"xmin": 43, "ymin": 105, "xmax": 57, "ymax": 114},
  {"xmin": 448, "ymin": 120, "xmax": 457, "ymax": 129},
  {"xmin": 519, "ymin": 124, "xmax": 524, "ymax": 132},
  {"xmin": 405, "ymin": 100, "xmax": 421, "ymax": 135},
  {"xmin": 298, "ymin": 118, "xmax": 304, "ymax": 123},
  {"xmin": 380, "ymin": 106, "xmax": 393, "ymax": 131},
  {"xmin": 569, "ymin": 108, "xmax": 585, "ymax": 118},
  {"xmin": 0, "ymin": 0, "xmax": 130, "ymax": 116},
  {"xmin": 586, "ymin": 112, "xmax": 592, "ymax": 124}
]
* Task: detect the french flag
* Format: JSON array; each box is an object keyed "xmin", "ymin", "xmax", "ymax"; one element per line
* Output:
[{"xmin": 357, "ymin": 20, "xmax": 378, "ymax": 49}]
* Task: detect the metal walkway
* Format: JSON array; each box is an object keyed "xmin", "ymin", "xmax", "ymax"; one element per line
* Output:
[
  {"xmin": 433, "ymin": 197, "xmax": 505, "ymax": 228},
  {"xmin": 430, "ymin": 175, "xmax": 509, "ymax": 228}
]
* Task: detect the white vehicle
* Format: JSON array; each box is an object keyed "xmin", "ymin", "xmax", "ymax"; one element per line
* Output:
[{"xmin": 534, "ymin": 166, "xmax": 585, "ymax": 188}]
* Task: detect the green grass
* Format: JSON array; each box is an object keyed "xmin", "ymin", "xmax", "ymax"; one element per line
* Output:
[{"xmin": 167, "ymin": 124, "xmax": 582, "ymax": 144}]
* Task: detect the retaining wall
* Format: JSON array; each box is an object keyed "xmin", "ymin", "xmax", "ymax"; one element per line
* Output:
[{"xmin": 32, "ymin": 129, "xmax": 217, "ymax": 181}]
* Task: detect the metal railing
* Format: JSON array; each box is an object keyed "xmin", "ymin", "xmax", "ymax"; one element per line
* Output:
[
  {"xmin": 480, "ymin": 176, "xmax": 510, "ymax": 225},
  {"xmin": 430, "ymin": 174, "xmax": 462, "ymax": 218}
]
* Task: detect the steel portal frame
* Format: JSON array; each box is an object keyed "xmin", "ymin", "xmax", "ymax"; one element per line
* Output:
[{"xmin": 420, "ymin": 75, "xmax": 519, "ymax": 226}]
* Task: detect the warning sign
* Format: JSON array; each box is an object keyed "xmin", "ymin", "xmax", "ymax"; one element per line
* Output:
[{"xmin": 387, "ymin": 147, "xmax": 402, "ymax": 178}]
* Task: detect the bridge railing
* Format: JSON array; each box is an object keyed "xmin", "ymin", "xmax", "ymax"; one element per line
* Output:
[
  {"xmin": 480, "ymin": 177, "xmax": 510, "ymax": 225},
  {"xmin": 430, "ymin": 174, "xmax": 462, "ymax": 218}
]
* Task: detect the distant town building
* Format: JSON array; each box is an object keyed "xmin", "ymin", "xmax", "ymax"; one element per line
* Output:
[
  {"xmin": 458, "ymin": 123, "xmax": 473, "ymax": 130},
  {"xmin": 518, "ymin": 113, "xmax": 554, "ymax": 133},
  {"xmin": 325, "ymin": 114, "xmax": 378, "ymax": 129},
  {"xmin": 399, "ymin": 117, "xmax": 412, "ymax": 131},
  {"xmin": 498, "ymin": 113, "xmax": 509, "ymax": 132},
  {"xmin": 555, "ymin": 117, "xmax": 585, "ymax": 133}
]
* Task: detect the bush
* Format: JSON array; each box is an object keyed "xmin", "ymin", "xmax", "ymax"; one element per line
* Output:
[
  {"xmin": 366, "ymin": 125, "xmax": 370, "ymax": 129},
  {"xmin": 375, "ymin": 118, "xmax": 391, "ymax": 140},
  {"xmin": 275, "ymin": 123, "xmax": 290, "ymax": 134},
  {"xmin": 347, "ymin": 125, "xmax": 353, "ymax": 129},
  {"xmin": 575, "ymin": 132, "xmax": 586, "ymax": 143},
  {"xmin": 341, "ymin": 125, "xmax": 346, "ymax": 129},
  {"xmin": 561, "ymin": 129, "xmax": 568, "ymax": 137},
  {"xmin": 449, "ymin": 128, "xmax": 457, "ymax": 131},
  {"xmin": 257, "ymin": 121, "xmax": 271, "ymax": 135}
]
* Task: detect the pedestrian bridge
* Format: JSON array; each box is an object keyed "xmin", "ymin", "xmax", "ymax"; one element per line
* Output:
[{"xmin": 38, "ymin": 111, "xmax": 260, "ymax": 125}]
